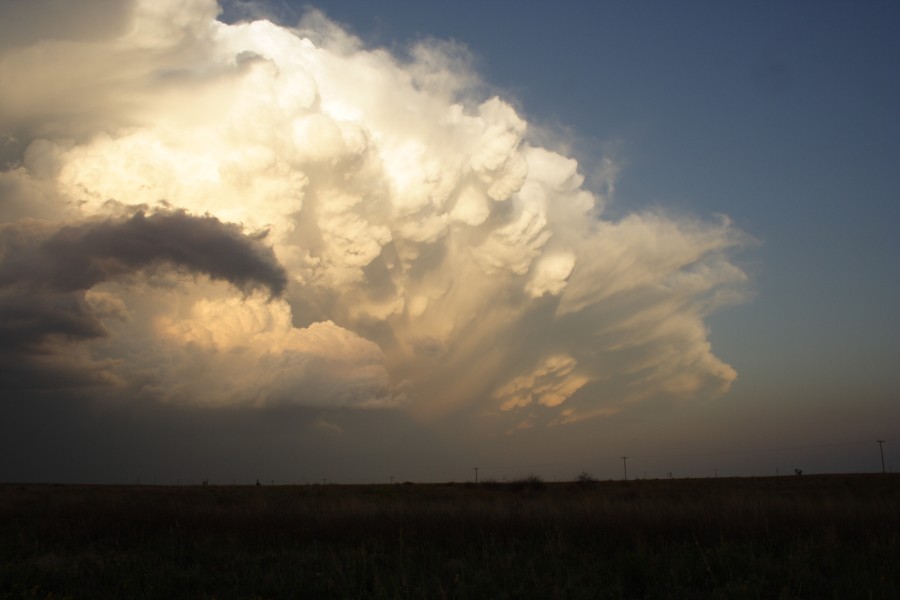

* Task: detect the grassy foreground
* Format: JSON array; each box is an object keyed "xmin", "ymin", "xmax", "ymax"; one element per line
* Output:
[{"xmin": 1, "ymin": 474, "xmax": 898, "ymax": 599}]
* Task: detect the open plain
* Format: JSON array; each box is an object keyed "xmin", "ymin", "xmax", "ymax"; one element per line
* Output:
[{"xmin": 1, "ymin": 474, "xmax": 898, "ymax": 599}]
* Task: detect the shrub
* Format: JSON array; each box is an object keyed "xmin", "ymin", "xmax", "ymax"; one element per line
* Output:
[
  {"xmin": 576, "ymin": 471, "xmax": 596, "ymax": 488},
  {"xmin": 509, "ymin": 475, "xmax": 545, "ymax": 492}
]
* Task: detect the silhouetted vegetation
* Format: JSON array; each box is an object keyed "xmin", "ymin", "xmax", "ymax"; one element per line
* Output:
[
  {"xmin": 576, "ymin": 470, "xmax": 596, "ymax": 488},
  {"xmin": 1, "ymin": 474, "xmax": 899, "ymax": 598},
  {"xmin": 508, "ymin": 474, "xmax": 545, "ymax": 492}
]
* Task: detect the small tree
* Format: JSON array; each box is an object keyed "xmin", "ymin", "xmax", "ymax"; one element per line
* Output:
[
  {"xmin": 510, "ymin": 474, "xmax": 545, "ymax": 492},
  {"xmin": 576, "ymin": 471, "xmax": 596, "ymax": 487}
]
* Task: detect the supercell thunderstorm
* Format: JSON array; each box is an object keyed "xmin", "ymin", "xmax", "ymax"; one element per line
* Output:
[{"xmin": 0, "ymin": 0, "xmax": 748, "ymax": 430}]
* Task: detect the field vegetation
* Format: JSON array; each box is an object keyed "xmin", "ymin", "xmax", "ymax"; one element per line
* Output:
[{"xmin": 1, "ymin": 474, "xmax": 898, "ymax": 598}]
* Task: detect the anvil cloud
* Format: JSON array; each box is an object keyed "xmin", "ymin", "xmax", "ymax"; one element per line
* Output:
[{"xmin": 0, "ymin": 0, "xmax": 748, "ymax": 428}]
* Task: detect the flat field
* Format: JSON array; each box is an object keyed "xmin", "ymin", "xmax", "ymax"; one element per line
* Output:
[{"xmin": 1, "ymin": 474, "xmax": 898, "ymax": 599}]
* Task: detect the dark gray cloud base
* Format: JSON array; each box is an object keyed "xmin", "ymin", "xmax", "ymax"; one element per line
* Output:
[
  {"xmin": 1, "ymin": 210, "xmax": 286, "ymax": 294},
  {"xmin": 0, "ymin": 210, "xmax": 287, "ymax": 390}
]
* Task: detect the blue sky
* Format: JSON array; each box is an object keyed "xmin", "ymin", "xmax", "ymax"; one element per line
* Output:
[
  {"xmin": 0, "ymin": 0, "xmax": 897, "ymax": 482},
  {"xmin": 300, "ymin": 0, "xmax": 899, "ymax": 386},
  {"xmin": 264, "ymin": 0, "xmax": 900, "ymax": 471}
]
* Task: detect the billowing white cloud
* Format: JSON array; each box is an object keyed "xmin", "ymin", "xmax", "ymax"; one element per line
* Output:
[
  {"xmin": 0, "ymin": 0, "xmax": 749, "ymax": 425},
  {"xmin": 154, "ymin": 294, "xmax": 395, "ymax": 408}
]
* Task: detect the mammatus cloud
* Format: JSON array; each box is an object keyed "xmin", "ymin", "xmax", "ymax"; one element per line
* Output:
[{"xmin": 0, "ymin": 0, "xmax": 749, "ymax": 425}]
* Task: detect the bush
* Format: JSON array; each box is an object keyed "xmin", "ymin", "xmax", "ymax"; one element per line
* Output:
[
  {"xmin": 576, "ymin": 471, "xmax": 596, "ymax": 488},
  {"xmin": 509, "ymin": 475, "xmax": 545, "ymax": 492}
]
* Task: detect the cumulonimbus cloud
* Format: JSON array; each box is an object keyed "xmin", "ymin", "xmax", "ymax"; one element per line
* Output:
[{"xmin": 0, "ymin": 0, "xmax": 750, "ymax": 425}]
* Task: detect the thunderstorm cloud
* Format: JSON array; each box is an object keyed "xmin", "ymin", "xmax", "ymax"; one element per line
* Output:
[{"xmin": 0, "ymin": 0, "xmax": 749, "ymax": 427}]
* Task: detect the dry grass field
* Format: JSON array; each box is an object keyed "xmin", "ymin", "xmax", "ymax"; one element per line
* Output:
[{"xmin": 1, "ymin": 474, "xmax": 898, "ymax": 598}]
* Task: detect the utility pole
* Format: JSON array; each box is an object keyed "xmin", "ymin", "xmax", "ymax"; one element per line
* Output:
[
  {"xmin": 620, "ymin": 456, "xmax": 628, "ymax": 481},
  {"xmin": 389, "ymin": 476, "xmax": 394, "ymax": 485},
  {"xmin": 877, "ymin": 440, "xmax": 886, "ymax": 474},
  {"xmin": 474, "ymin": 467, "xmax": 479, "ymax": 483}
]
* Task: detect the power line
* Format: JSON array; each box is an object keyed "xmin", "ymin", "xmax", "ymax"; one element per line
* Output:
[{"xmin": 449, "ymin": 435, "xmax": 900, "ymax": 481}]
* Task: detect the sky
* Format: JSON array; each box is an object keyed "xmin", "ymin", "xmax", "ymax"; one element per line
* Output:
[{"xmin": 0, "ymin": 0, "xmax": 897, "ymax": 484}]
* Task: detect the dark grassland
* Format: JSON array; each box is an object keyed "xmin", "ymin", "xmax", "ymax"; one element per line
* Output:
[{"xmin": 1, "ymin": 475, "xmax": 898, "ymax": 599}]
